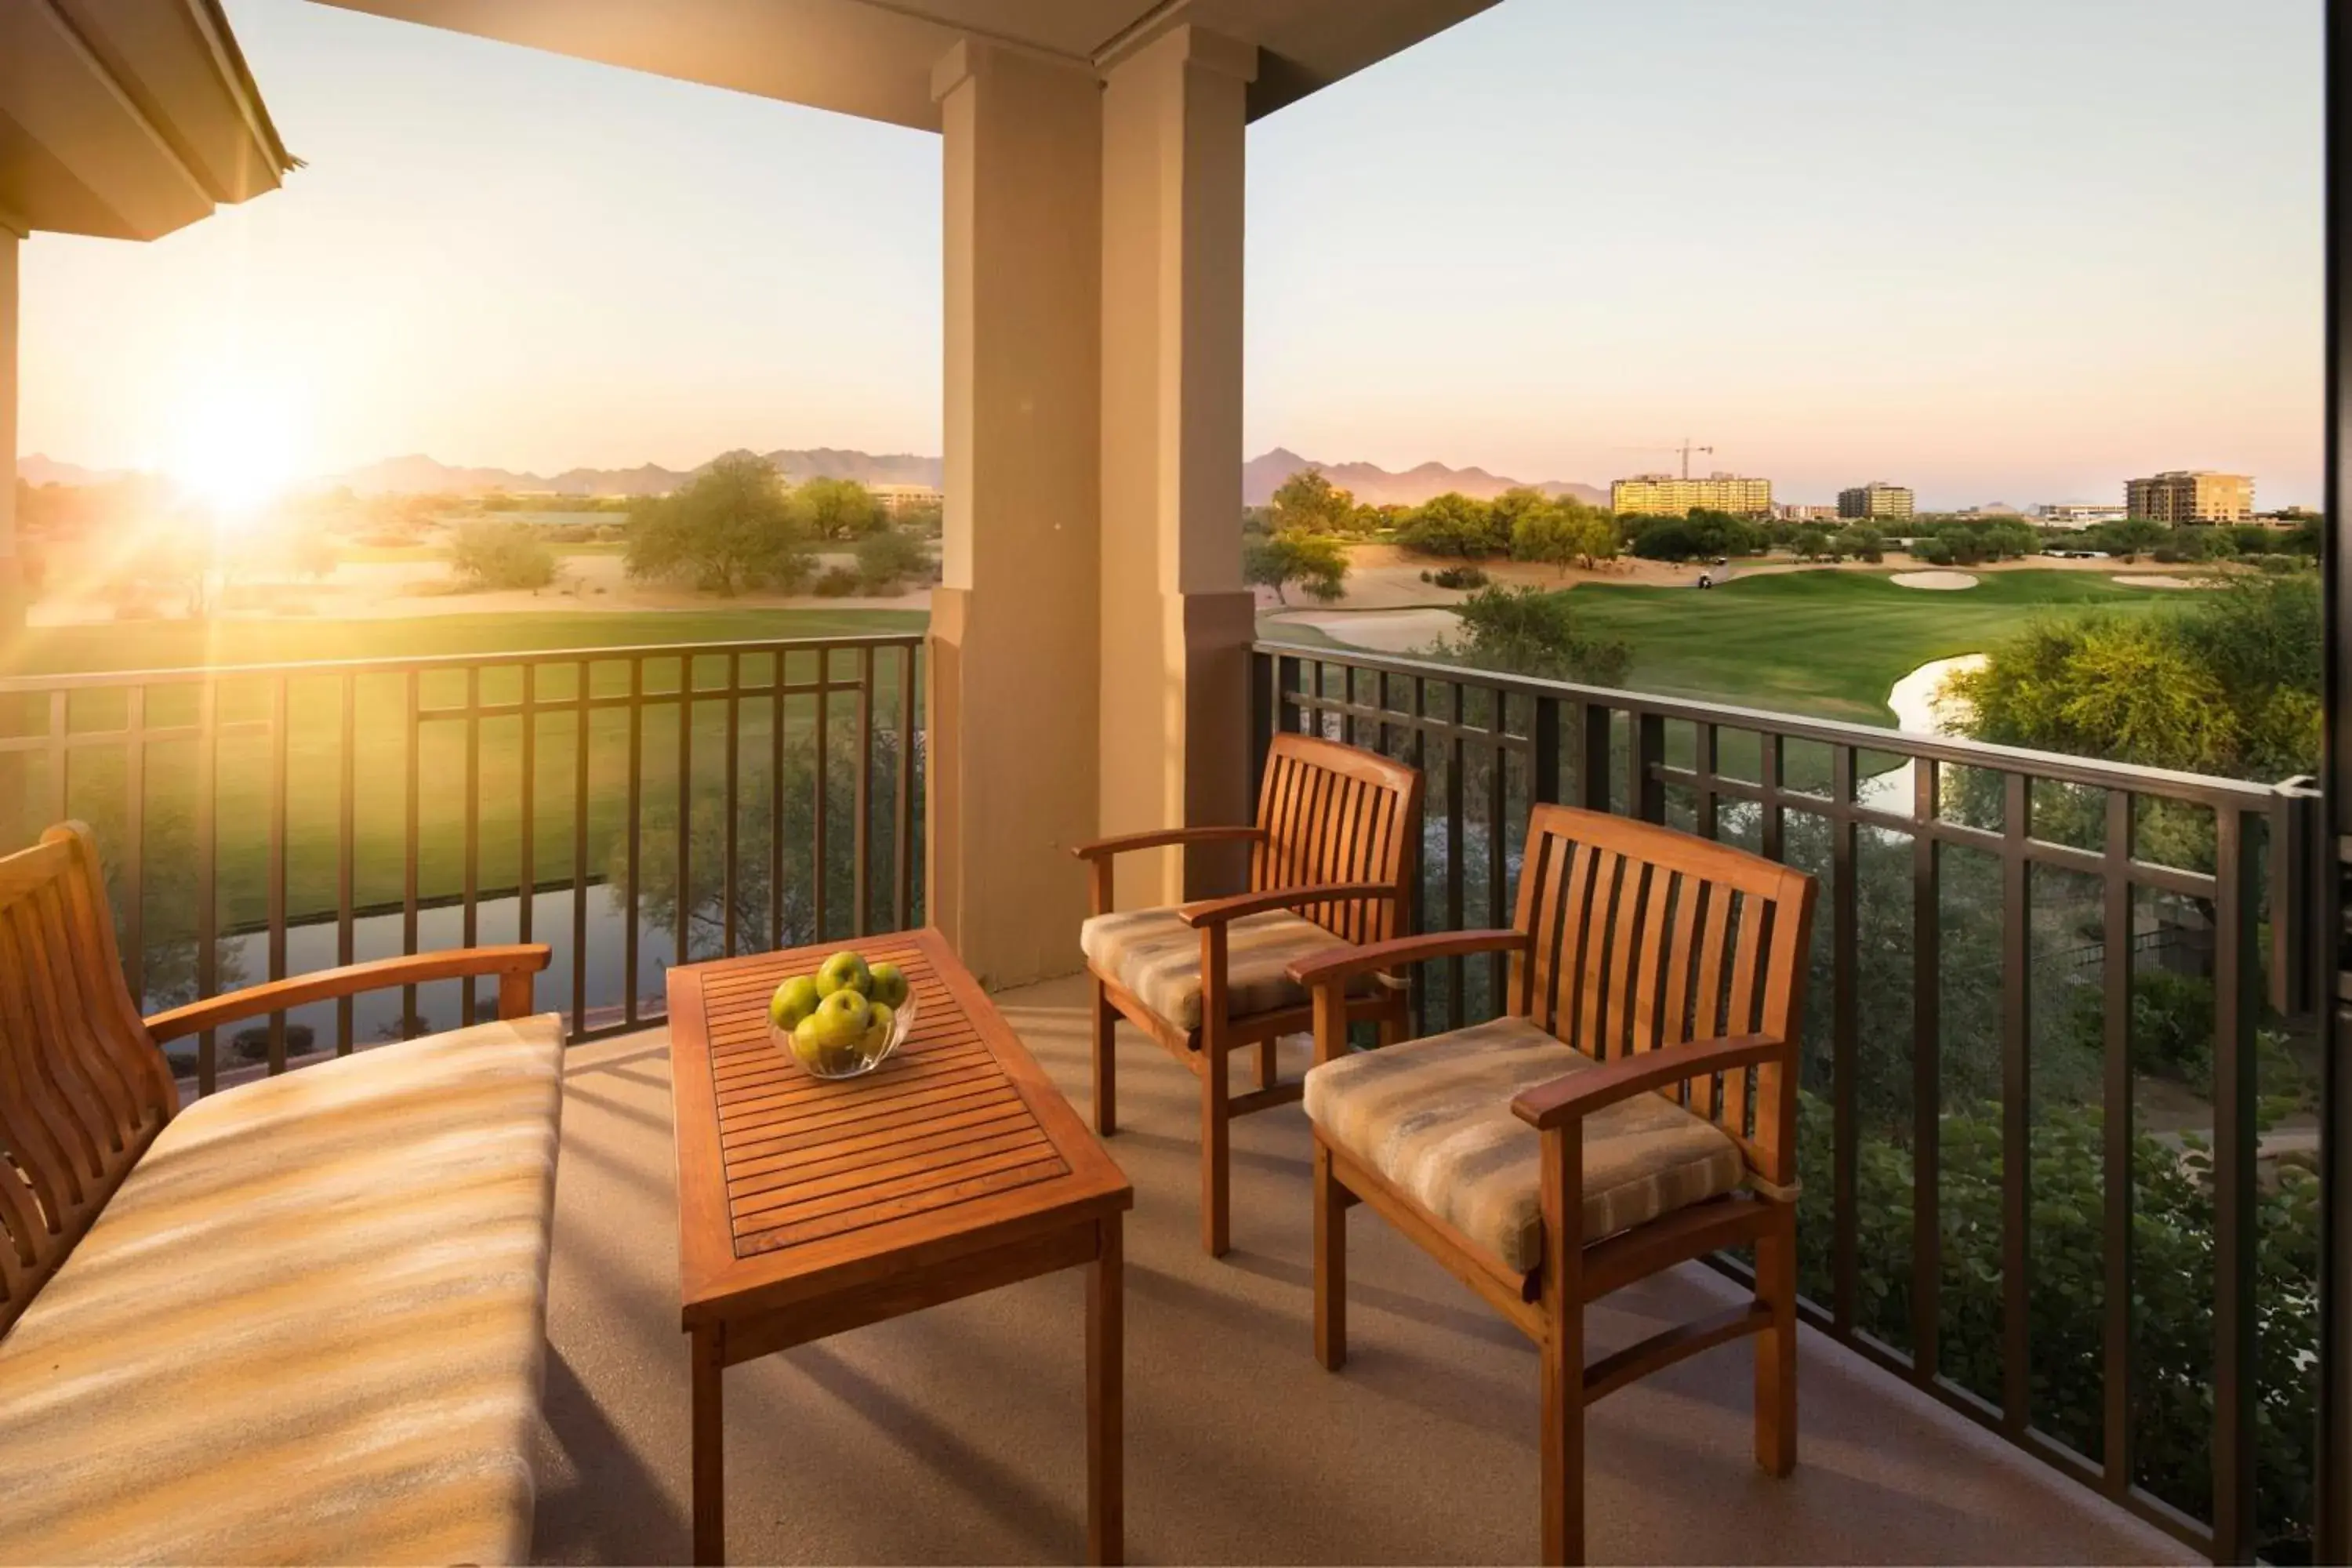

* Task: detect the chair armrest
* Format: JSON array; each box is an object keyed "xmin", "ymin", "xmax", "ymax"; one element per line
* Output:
[
  {"xmin": 1509, "ymin": 1033, "xmax": 1786, "ymax": 1131},
  {"xmin": 144, "ymin": 946, "xmax": 554, "ymax": 1045},
  {"xmin": 1071, "ymin": 825, "xmax": 1266, "ymax": 862},
  {"xmin": 1287, "ymin": 928, "xmax": 1528, "ymax": 989},
  {"xmin": 1175, "ymin": 882, "xmax": 1401, "ymax": 929}
]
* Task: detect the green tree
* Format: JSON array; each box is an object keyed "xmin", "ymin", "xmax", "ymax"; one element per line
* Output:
[
  {"xmin": 1433, "ymin": 586, "xmax": 1631, "ymax": 685},
  {"xmin": 1397, "ymin": 492, "xmax": 1499, "ymax": 557},
  {"xmin": 1244, "ymin": 532, "xmax": 1349, "ymax": 604},
  {"xmin": 1792, "ymin": 526, "xmax": 1835, "ymax": 561},
  {"xmin": 624, "ymin": 453, "xmax": 813, "ymax": 595},
  {"xmin": 1510, "ymin": 498, "xmax": 1616, "ymax": 576},
  {"xmin": 793, "ymin": 475, "xmax": 887, "ymax": 539},
  {"xmin": 447, "ymin": 520, "xmax": 557, "ymax": 590},
  {"xmin": 1269, "ymin": 468, "xmax": 1359, "ymax": 535}
]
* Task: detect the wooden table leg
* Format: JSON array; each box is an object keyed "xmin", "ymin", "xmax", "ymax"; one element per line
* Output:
[
  {"xmin": 1087, "ymin": 1215, "xmax": 1124, "ymax": 1566},
  {"xmin": 692, "ymin": 1323, "xmax": 726, "ymax": 1566}
]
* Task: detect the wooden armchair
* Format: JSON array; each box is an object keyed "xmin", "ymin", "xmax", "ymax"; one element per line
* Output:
[
  {"xmin": 1073, "ymin": 734, "xmax": 1422, "ymax": 1257},
  {"xmin": 1290, "ymin": 804, "xmax": 1817, "ymax": 1565},
  {"xmin": 0, "ymin": 822, "xmax": 550, "ymax": 1334}
]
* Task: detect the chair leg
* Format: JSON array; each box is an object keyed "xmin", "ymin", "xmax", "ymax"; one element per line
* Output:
[
  {"xmin": 1091, "ymin": 977, "xmax": 1117, "ymax": 1138},
  {"xmin": 1538, "ymin": 1308, "xmax": 1586, "ymax": 1566},
  {"xmin": 1754, "ymin": 1200, "xmax": 1798, "ymax": 1476},
  {"xmin": 1257, "ymin": 1037, "xmax": 1277, "ymax": 1091},
  {"xmin": 1200, "ymin": 1036, "xmax": 1230, "ymax": 1258},
  {"xmin": 1313, "ymin": 1142, "xmax": 1346, "ymax": 1370}
]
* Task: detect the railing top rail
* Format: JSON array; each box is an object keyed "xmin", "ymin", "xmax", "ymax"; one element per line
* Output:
[
  {"xmin": 0, "ymin": 631, "xmax": 928, "ymax": 694},
  {"xmin": 1257, "ymin": 637, "xmax": 2288, "ymax": 811}
]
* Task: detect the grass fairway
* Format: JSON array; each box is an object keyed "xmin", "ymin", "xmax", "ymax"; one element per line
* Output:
[
  {"xmin": 2, "ymin": 609, "xmax": 930, "ymax": 934},
  {"xmin": 1269, "ymin": 570, "xmax": 2179, "ymax": 727}
]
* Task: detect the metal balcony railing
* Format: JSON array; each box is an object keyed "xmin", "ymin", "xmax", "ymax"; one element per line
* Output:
[
  {"xmin": 0, "ymin": 635, "xmax": 925, "ymax": 1089},
  {"xmin": 1250, "ymin": 640, "xmax": 2324, "ymax": 1564}
]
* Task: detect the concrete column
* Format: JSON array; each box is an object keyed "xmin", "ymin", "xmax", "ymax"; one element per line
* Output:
[
  {"xmin": 1097, "ymin": 24, "xmax": 1258, "ymax": 908},
  {"xmin": 927, "ymin": 40, "xmax": 1102, "ymax": 987},
  {"xmin": 0, "ymin": 227, "xmax": 20, "ymax": 644}
]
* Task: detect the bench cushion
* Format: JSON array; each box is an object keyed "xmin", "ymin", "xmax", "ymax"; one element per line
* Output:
[
  {"xmin": 0, "ymin": 1014, "xmax": 564, "ymax": 1566},
  {"xmin": 1303, "ymin": 1015, "xmax": 1744, "ymax": 1274},
  {"xmin": 1080, "ymin": 905, "xmax": 1366, "ymax": 1033}
]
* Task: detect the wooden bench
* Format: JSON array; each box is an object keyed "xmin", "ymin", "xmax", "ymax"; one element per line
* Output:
[{"xmin": 0, "ymin": 823, "xmax": 564, "ymax": 1566}]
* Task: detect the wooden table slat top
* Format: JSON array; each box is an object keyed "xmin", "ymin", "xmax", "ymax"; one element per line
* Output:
[{"xmin": 668, "ymin": 928, "xmax": 1131, "ymax": 1326}]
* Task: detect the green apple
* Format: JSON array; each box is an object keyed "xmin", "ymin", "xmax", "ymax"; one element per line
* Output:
[
  {"xmin": 811, "ymin": 988, "xmax": 869, "ymax": 1040},
  {"xmin": 815, "ymin": 950, "xmax": 871, "ymax": 997},
  {"xmin": 769, "ymin": 975, "xmax": 821, "ymax": 1032},
  {"xmin": 789, "ymin": 1015, "xmax": 829, "ymax": 1070},
  {"xmin": 867, "ymin": 961, "xmax": 909, "ymax": 1010},
  {"xmin": 862, "ymin": 1000, "xmax": 895, "ymax": 1053}
]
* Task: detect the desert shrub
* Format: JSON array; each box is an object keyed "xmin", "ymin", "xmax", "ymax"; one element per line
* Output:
[
  {"xmin": 232, "ymin": 1022, "xmax": 318, "ymax": 1062},
  {"xmin": 811, "ymin": 564, "xmax": 860, "ymax": 597},
  {"xmin": 447, "ymin": 521, "xmax": 558, "ymax": 590},
  {"xmin": 855, "ymin": 528, "xmax": 931, "ymax": 593},
  {"xmin": 625, "ymin": 452, "xmax": 812, "ymax": 594},
  {"xmin": 1243, "ymin": 532, "xmax": 1349, "ymax": 604},
  {"xmin": 1433, "ymin": 586, "xmax": 1630, "ymax": 685},
  {"xmin": 1423, "ymin": 564, "xmax": 1490, "ymax": 590}
]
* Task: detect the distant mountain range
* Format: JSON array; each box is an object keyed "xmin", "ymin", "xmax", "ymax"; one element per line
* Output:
[
  {"xmin": 327, "ymin": 447, "xmax": 946, "ymax": 497},
  {"xmin": 17, "ymin": 444, "xmax": 1609, "ymax": 510},
  {"xmin": 1241, "ymin": 448, "xmax": 1607, "ymax": 509}
]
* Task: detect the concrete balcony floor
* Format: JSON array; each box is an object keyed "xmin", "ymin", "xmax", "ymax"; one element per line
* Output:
[{"xmin": 534, "ymin": 974, "xmax": 2194, "ymax": 1565}]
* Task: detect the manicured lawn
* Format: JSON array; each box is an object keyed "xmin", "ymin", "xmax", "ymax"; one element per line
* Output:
[
  {"xmin": 1563, "ymin": 569, "xmax": 2174, "ymax": 724},
  {"xmin": 1265, "ymin": 569, "xmax": 2180, "ymax": 727}
]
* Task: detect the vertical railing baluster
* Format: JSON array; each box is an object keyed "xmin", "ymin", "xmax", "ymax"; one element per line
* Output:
[
  {"xmin": 1579, "ymin": 700, "xmax": 1611, "ymax": 812},
  {"xmin": 461, "ymin": 666, "xmax": 480, "ymax": 1028},
  {"xmin": 1635, "ymin": 710, "xmax": 1666, "ymax": 824},
  {"xmin": 571, "ymin": 660, "xmax": 590, "ymax": 1039},
  {"xmin": 196, "ymin": 677, "xmax": 217, "ymax": 1094},
  {"xmin": 771, "ymin": 656, "xmax": 786, "ymax": 949},
  {"xmin": 1487, "ymin": 705, "xmax": 1508, "ymax": 1013},
  {"xmin": 2000, "ymin": 770, "xmax": 2031, "ymax": 1436},
  {"xmin": 675, "ymin": 655, "xmax": 693, "ymax": 971},
  {"xmin": 1532, "ymin": 695, "xmax": 1561, "ymax": 808},
  {"xmin": 2100, "ymin": 789, "xmax": 2134, "ymax": 1499},
  {"xmin": 403, "ymin": 668, "xmax": 420, "ymax": 1038},
  {"xmin": 44, "ymin": 690, "xmax": 64, "ymax": 828},
  {"xmin": 336, "ymin": 671, "xmax": 354, "ymax": 1054},
  {"xmin": 2211, "ymin": 805, "xmax": 2261, "ymax": 1564},
  {"xmin": 267, "ymin": 674, "xmax": 287, "ymax": 1073},
  {"xmin": 1911, "ymin": 756, "xmax": 1942, "ymax": 1381},
  {"xmin": 855, "ymin": 646, "xmax": 873, "ymax": 935},
  {"xmin": 895, "ymin": 644, "xmax": 916, "ymax": 931},
  {"xmin": 121, "ymin": 685, "xmax": 144, "ymax": 1008},
  {"xmin": 1696, "ymin": 721, "xmax": 1719, "ymax": 840},
  {"xmin": 722, "ymin": 652, "xmax": 739, "ymax": 957},
  {"xmin": 520, "ymin": 662, "xmax": 537, "ymax": 953},
  {"xmin": 1446, "ymin": 680, "xmax": 1466, "ymax": 1031},
  {"xmin": 1760, "ymin": 732, "xmax": 1785, "ymax": 862},
  {"xmin": 624, "ymin": 658, "xmax": 642, "ymax": 1030},
  {"xmin": 1831, "ymin": 743, "xmax": 1858, "ymax": 1332},
  {"xmin": 814, "ymin": 651, "xmax": 830, "ymax": 942}
]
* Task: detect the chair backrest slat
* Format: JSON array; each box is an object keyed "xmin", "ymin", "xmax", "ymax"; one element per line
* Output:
[
  {"xmin": 1512, "ymin": 805, "xmax": 1815, "ymax": 1182},
  {"xmin": 1251, "ymin": 735, "xmax": 1423, "ymax": 946},
  {"xmin": 0, "ymin": 823, "xmax": 176, "ymax": 1337}
]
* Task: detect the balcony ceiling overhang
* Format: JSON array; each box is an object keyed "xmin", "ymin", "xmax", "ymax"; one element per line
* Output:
[
  {"xmin": 0, "ymin": 0, "xmax": 295, "ymax": 240},
  {"xmin": 311, "ymin": 0, "xmax": 1501, "ymax": 129}
]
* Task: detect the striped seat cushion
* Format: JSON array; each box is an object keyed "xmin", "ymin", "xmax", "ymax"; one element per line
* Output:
[
  {"xmin": 0, "ymin": 1014, "xmax": 565, "ymax": 1566},
  {"xmin": 1304, "ymin": 1015, "xmax": 1744, "ymax": 1275},
  {"xmin": 1080, "ymin": 905, "xmax": 1367, "ymax": 1033}
]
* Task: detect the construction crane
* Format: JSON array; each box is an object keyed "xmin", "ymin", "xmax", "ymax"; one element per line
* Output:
[{"xmin": 1613, "ymin": 438, "xmax": 1716, "ymax": 479}]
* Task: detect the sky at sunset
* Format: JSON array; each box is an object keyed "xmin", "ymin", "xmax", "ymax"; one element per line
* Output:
[{"xmin": 15, "ymin": 0, "xmax": 2323, "ymax": 511}]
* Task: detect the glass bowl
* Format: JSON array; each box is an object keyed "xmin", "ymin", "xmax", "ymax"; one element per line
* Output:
[{"xmin": 771, "ymin": 990, "xmax": 917, "ymax": 1080}]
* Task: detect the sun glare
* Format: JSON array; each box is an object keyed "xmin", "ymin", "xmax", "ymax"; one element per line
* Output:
[{"xmin": 167, "ymin": 375, "xmax": 304, "ymax": 524}]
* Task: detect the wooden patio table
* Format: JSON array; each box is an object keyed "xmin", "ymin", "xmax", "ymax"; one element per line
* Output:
[{"xmin": 666, "ymin": 927, "xmax": 1133, "ymax": 1566}]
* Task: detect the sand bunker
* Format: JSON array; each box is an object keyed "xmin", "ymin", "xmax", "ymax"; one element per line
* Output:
[
  {"xmin": 2111, "ymin": 574, "xmax": 2198, "ymax": 590},
  {"xmin": 1889, "ymin": 571, "xmax": 1979, "ymax": 590},
  {"xmin": 1271, "ymin": 608, "xmax": 1461, "ymax": 655}
]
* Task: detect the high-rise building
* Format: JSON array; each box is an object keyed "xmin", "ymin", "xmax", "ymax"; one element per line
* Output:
[
  {"xmin": 2125, "ymin": 470, "xmax": 2253, "ymax": 524},
  {"xmin": 1837, "ymin": 481, "xmax": 1915, "ymax": 521},
  {"xmin": 1610, "ymin": 471, "xmax": 1773, "ymax": 517}
]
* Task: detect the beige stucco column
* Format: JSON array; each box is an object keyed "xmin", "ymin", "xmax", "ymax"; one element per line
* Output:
[
  {"xmin": 1097, "ymin": 24, "xmax": 1258, "ymax": 908},
  {"xmin": 926, "ymin": 40, "xmax": 1102, "ymax": 987},
  {"xmin": 0, "ymin": 227, "xmax": 20, "ymax": 643}
]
